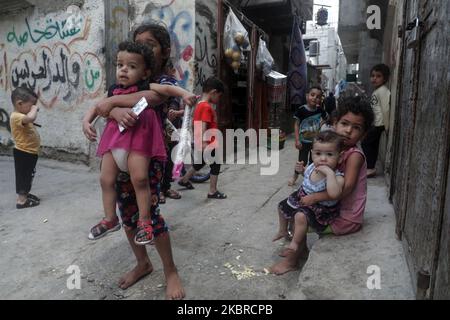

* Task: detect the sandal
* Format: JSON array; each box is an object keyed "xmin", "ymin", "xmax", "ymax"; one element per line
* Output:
[
  {"xmin": 207, "ymin": 191, "xmax": 227, "ymax": 199},
  {"xmin": 16, "ymin": 198, "xmax": 40, "ymax": 209},
  {"xmin": 27, "ymin": 193, "xmax": 40, "ymax": 202},
  {"xmin": 134, "ymin": 219, "xmax": 154, "ymax": 245},
  {"xmin": 178, "ymin": 180, "xmax": 194, "ymax": 190},
  {"xmin": 88, "ymin": 217, "xmax": 121, "ymax": 240},
  {"xmin": 165, "ymin": 189, "xmax": 181, "ymax": 199},
  {"xmin": 159, "ymin": 192, "xmax": 166, "ymax": 204}
]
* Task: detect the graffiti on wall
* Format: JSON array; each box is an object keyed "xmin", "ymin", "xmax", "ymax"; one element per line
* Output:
[
  {"xmin": 0, "ymin": 107, "xmax": 12, "ymax": 146},
  {"xmin": 0, "ymin": 44, "xmax": 7, "ymax": 92},
  {"xmin": 1, "ymin": 10, "xmax": 104, "ymax": 110},
  {"xmin": 6, "ymin": 16, "xmax": 90, "ymax": 48},
  {"xmin": 9, "ymin": 43, "xmax": 103, "ymax": 109},
  {"xmin": 144, "ymin": 2, "xmax": 194, "ymax": 89},
  {"xmin": 195, "ymin": 2, "xmax": 217, "ymax": 91}
]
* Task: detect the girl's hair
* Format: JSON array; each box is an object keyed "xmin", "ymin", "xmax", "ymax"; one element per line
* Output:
[
  {"xmin": 314, "ymin": 130, "xmax": 345, "ymax": 152},
  {"xmin": 117, "ymin": 41, "xmax": 155, "ymax": 75},
  {"xmin": 133, "ymin": 22, "xmax": 172, "ymax": 73},
  {"xmin": 336, "ymin": 96, "xmax": 375, "ymax": 132}
]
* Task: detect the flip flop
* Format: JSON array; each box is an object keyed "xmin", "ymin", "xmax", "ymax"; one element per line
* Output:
[
  {"xmin": 27, "ymin": 193, "xmax": 40, "ymax": 202},
  {"xmin": 178, "ymin": 180, "xmax": 194, "ymax": 190},
  {"xmin": 16, "ymin": 198, "xmax": 40, "ymax": 209},
  {"xmin": 159, "ymin": 193, "xmax": 166, "ymax": 204},
  {"xmin": 165, "ymin": 189, "xmax": 181, "ymax": 199},
  {"xmin": 207, "ymin": 191, "xmax": 227, "ymax": 199}
]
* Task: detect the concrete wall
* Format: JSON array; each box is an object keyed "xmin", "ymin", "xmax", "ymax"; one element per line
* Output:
[
  {"xmin": 0, "ymin": 0, "xmax": 218, "ymax": 163},
  {"xmin": 194, "ymin": 0, "xmax": 218, "ymax": 94},
  {"xmin": 304, "ymin": 23, "xmax": 347, "ymax": 92},
  {"xmin": 130, "ymin": 0, "xmax": 196, "ymax": 91},
  {"xmin": 0, "ymin": 0, "xmax": 106, "ymax": 161}
]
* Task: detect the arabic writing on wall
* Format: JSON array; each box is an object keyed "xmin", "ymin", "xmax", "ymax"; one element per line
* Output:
[
  {"xmin": 7, "ymin": 17, "xmax": 88, "ymax": 47},
  {"xmin": 8, "ymin": 43, "xmax": 103, "ymax": 109},
  {"xmin": 195, "ymin": 2, "xmax": 218, "ymax": 92}
]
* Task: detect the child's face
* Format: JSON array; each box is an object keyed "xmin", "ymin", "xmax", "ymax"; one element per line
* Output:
[
  {"xmin": 334, "ymin": 112, "xmax": 366, "ymax": 147},
  {"xmin": 116, "ymin": 51, "xmax": 150, "ymax": 87},
  {"xmin": 135, "ymin": 31, "xmax": 168, "ymax": 75},
  {"xmin": 16, "ymin": 99, "xmax": 37, "ymax": 114},
  {"xmin": 209, "ymin": 90, "xmax": 223, "ymax": 105},
  {"xmin": 306, "ymin": 89, "xmax": 322, "ymax": 108},
  {"xmin": 311, "ymin": 141, "xmax": 341, "ymax": 170},
  {"xmin": 370, "ymin": 70, "xmax": 386, "ymax": 89}
]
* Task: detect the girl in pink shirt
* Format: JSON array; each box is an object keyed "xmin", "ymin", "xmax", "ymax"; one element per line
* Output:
[{"xmin": 270, "ymin": 96, "xmax": 375, "ymax": 275}]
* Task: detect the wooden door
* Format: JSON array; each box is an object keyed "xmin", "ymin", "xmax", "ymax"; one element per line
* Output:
[{"xmin": 392, "ymin": 0, "xmax": 450, "ymax": 299}]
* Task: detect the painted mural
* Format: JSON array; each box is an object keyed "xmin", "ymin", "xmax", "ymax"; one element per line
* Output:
[
  {"xmin": 0, "ymin": 1, "xmax": 105, "ymax": 154},
  {"xmin": 194, "ymin": 1, "xmax": 218, "ymax": 93},
  {"xmin": 1, "ymin": 10, "xmax": 104, "ymax": 110},
  {"xmin": 137, "ymin": 0, "xmax": 196, "ymax": 90}
]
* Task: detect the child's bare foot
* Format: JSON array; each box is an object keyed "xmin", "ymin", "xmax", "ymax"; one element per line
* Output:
[
  {"xmin": 272, "ymin": 231, "xmax": 289, "ymax": 242},
  {"xmin": 279, "ymin": 247, "xmax": 309, "ymax": 258},
  {"xmin": 269, "ymin": 255, "xmax": 298, "ymax": 276},
  {"xmin": 165, "ymin": 269, "xmax": 185, "ymax": 300},
  {"xmin": 118, "ymin": 262, "xmax": 153, "ymax": 290}
]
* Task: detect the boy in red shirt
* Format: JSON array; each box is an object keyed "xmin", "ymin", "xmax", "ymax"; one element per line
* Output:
[{"xmin": 178, "ymin": 77, "xmax": 227, "ymax": 199}]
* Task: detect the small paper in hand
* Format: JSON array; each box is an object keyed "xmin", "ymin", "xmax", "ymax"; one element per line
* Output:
[{"xmin": 118, "ymin": 97, "xmax": 148, "ymax": 132}]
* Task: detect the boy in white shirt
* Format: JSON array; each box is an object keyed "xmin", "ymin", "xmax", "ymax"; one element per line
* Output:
[{"xmin": 362, "ymin": 64, "xmax": 391, "ymax": 178}]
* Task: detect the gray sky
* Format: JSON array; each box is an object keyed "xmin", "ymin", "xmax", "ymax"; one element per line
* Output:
[{"xmin": 311, "ymin": 0, "xmax": 340, "ymax": 28}]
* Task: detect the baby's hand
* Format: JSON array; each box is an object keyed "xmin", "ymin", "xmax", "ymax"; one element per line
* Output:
[
  {"xmin": 82, "ymin": 121, "xmax": 97, "ymax": 142},
  {"xmin": 314, "ymin": 165, "xmax": 334, "ymax": 176},
  {"xmin": 300, "ymin": 194, "xmax": 316, "ymax": 206},
  {"xmin": 295, "ymin": 141, "xmax": 302, "ymax": 150}
]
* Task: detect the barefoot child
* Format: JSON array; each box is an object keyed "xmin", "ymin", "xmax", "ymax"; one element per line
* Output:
[
  {"xmin": 83, "ymin": 41, "xmax": 194, "ymax": 246},
  {"xmin": 288, "ymin": 86, "xmax": 327, "ymax": 186},
  {"xmin": 10, "ymin": 87, "xmax": 41, "ymax": 209},
  {"xmin": 273, "ymin": 131, "xmax": 345, "ymax": 245},
  {"xmin": 83, "ymin": 23, "xmax": 194, "ymax": 299},
  {"xmin": 271, "ymin": 96, "xmax": 375, "ymax": 275}
]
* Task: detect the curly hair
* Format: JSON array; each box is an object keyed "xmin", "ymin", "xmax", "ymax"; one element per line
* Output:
[
  {"xmin": 117, "ymin": 40, "xmax": 155, "ymax": 75},
  {"xmin": 336, "ymin": 96, "xmax": 375, "ymax": 132}
]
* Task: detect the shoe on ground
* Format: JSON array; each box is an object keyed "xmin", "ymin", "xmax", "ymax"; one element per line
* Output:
[{"xmin": 16, "ymin": 198, "xmax": 40, "ymax": 209}]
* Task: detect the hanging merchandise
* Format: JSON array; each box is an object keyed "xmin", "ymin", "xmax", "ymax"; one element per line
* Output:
[
  {"xmin": 223, "ymin": 9, "xmax": 250, "ymax": 72},
  {"xmin": 256, "ymin": 37, "xmax": 274, "ymax": 77}
]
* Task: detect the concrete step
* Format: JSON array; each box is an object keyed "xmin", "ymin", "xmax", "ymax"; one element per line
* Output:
[{"xmin": 287, "ymin": 176, "xmax": 415, "ymax": 299}]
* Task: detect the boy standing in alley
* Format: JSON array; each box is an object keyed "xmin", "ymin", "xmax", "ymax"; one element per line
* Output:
[
  {"xmin": 178, "ymin": 77, "xmax": 227, "ymax": 199},
  {"xmin": 288, "ymin": 86, "xmax": 327, "ymax": 186},
  {"xmin": 10, "ymin": 87, "xmax": 41, "ymax": 209},
  {"xmin": 362, "ymin": 64, "xmax": 391, "ymax": 178}
]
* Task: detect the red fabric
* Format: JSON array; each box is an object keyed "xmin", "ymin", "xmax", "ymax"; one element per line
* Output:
[
  {"xmin": 112, "ymin": 85, "xmax": 139, "ymax": 96},
  {"xmin": 193, "ymin": 101, "xmax": 218, "ymax": 147}
]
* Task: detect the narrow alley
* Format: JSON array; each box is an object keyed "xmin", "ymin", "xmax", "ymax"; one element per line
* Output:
[{"xmin": 0, "ymin": 138, "xmax": 414, "ymax": 300}]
